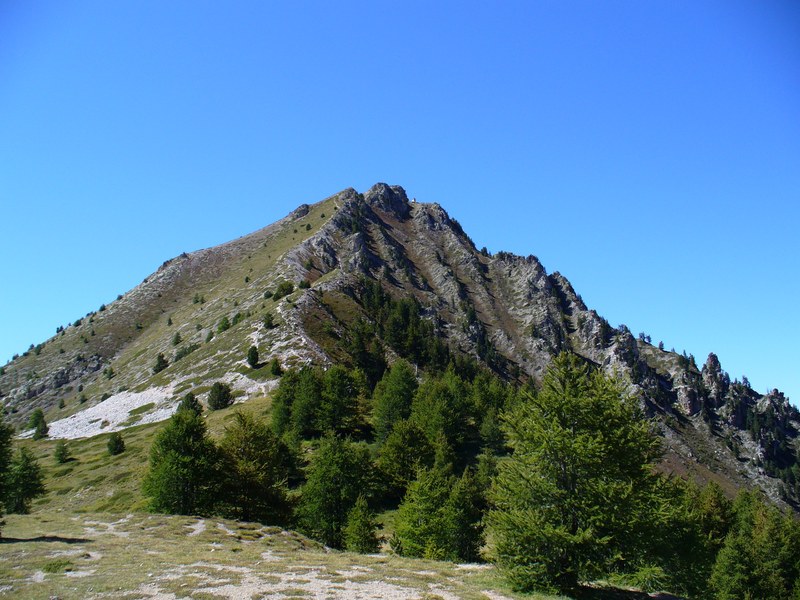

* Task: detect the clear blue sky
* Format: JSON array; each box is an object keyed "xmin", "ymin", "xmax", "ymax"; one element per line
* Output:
[{"xmin": 1, "ymin": 1, "xmax": 798, "ymax": 403}]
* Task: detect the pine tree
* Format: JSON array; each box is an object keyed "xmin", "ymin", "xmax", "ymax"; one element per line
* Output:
[
  {"xmin": 178, "ymin": 391, "xmax": 202, "ymax": 415},
  {"xmin": 373, "ymin": 360, "xmax": 417, "ymax": 442},
  {"xmin": 107, "ymin": 431, "xmax": 125, "ymax": 455},
  {"xmin": 0, "ymin": 413, "xmax": 13, "ymax": 534},
  {"xmin": 488, "ymin": 352, "xmax": 662, "ymax": 593},
  {"xmin": 4, "ymin": 447, "xmax": 45, "ymax": 514},
  {"xmin": 376, "ymin": 419, "xmax": 434, "ymax": 497},
  {"xmin": 247, "ymin": 345, "xmax": 259, "ymax": 369},
  {"xmin": 318, "ymin": 365, "xmax": 360, "ymax": 434},
  {"xmin": 54, "ymin": 440, "xmax": 71, "ymax": 464},
  {"xmin": 219, "ymin": 412, "xmax": 290, "ymax": 524},
  {"xmin": 153, "ymin": 352, "xmax": 169, "ymax": 374},
  {"xmin": 142, "ymin": 409, "xmax": 223, "ymax": 515},
  {"xmin": 28, "ymin": 408, "xmax": 48, "ymax": 440},
  {"xmin": 297, "ymin": 434, "xmax": 372, "ymax": 548},
  {"xmin": 344, "ymin": 495, "xmax": 380, "ymax": 553},
  {"xmin": 207, "ymin": 382, "xmax": 233, "ymax": 410}
]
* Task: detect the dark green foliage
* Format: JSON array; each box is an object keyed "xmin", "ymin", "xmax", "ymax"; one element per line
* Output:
[
  {"xmin": 107, "ymin": 431, "xmax": 125, "ymax": 455},
  {"xmin": 178, "ymin": 391, "xmax": 202, "ymax": 415},
  {"xmin": 488, "ymin": 352, "xmax": 663, "ymax": 593},
  {"xmin": 29, "ymin": 408, "xmax": 48, "ymax": 440},
  {"xmin": 207, "ymin": 382, "xmax": 233, "ymax": 411},
  {"xmin": 172, "ymin": 332, "xmax": 182, "ymax": 346},
  {"xmin": 54, "ymin": 441, "xmax": 71, "ymax": 464},
  {"xmin": 4, "ymin": 447, "xmax": 45, "ymax": 514},
  {"xmin": 297, "ymin": 435, "xmax": 373, "ymax": 548},
  {"xmin": 373, "ymin": 360, "xmax": 417, "ymax": 442},
  {"xmin": 263, "ymin": 312, "xmax": 276, "ymax": 329},
  {"xmin": 231, "ymin": 312, "xmax": 244, "ymax": 326},
  {"xmin": 377, "ymin": 420, "xmax": 434, "ymax": 497},
  {"xmin": 319, "ymin": 365, "xmax": 362, "ymax": 434},
  {"xmin": 153, "ymin": 352, "xmax": 169, "ymax": 374},
  {"xmin": 219, "ymin": 412, "xmax": 291, "ymax": 524},
  {"xmin": 269, "ymin": 358, "xmax": 283, "ymax": 376},
  {"xmin": 217, "ymin": 316, "xmax": 231, "ymax": 333},
  {"xmin": 710, "ymin": 490, "xmax": 800, "ymax": 600},
  {"xmin": 272, "ymin": 281, "xmax": 294, "ymax": 300},
  {"xmin": 410, "ymin": 370, "xmax": 469, "ymax": 449},
  {"xmin": 142, "ymin": 409, "xmax": 223, "ymax": 515},
  {"xmin": 247, "ymin": 345, "xmax": 259, "ymax": 368},
  {"xmin": 345, "ymin": 319, "xmax": 387, "ymax": 389},
  {"xmin": 305, "ymin": 223, "xmax": 311, "ymax": 231},
  {"xmin": 174, "ymin": 343, "xmax": 200, "ymax": 361},
  {"xmin": 58, "ymin": 398, "xmax": 65, "ymax": 409},
  {"xmin": 205, "ymin": 330, "xmax": 214, "ymax": 343},
  {"xmin": 299, "ymin": 279, "xmax": 311, "ymax": 289},
  {"xmin": 344, "ymin": 495, "xmax": 380, "ymax": 553},
  {"xmin": 167, "ymin": 316, "xmax": 172, "ymax": 326},
  {"xmin": 393, "ymin": 466, "xmax": 482, "ymax": 561},
  {"xmin": 0, "ymin": 413, "xmax": 13, "ymax": 530}
]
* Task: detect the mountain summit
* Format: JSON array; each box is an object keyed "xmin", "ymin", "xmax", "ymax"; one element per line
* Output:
[{"xmin": 2, "ymin": 184, "xmax": 798, "ymax": 506}]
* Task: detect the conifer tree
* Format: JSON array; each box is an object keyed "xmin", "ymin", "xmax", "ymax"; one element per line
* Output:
[
  {"xmin": 297, "ymin": 434, "xmax": 372, "ymax": 548},
  {"xmin": 0, "ymin": 413, "xmax": 13, "ymax": 533},
  {"xmin": 4, "ymin": 447, "xmax": 45, "ymax": 514},
  {"xmin": 107, "ymin": 431, "xmax": 125, "ymax": 455},
  {"xmin": 219, "ymin": 412, "xmax": 290, "ymax": 524},
  {"xmin": 28, "ymin": 408, "xmax": 48, "ymax": 440},
  {"xmin": 153, "ymin": 352, "xmax": 169, "ymax": 374},
  {"xmin": 247, "ymin": 345, "xmax": 259, "ymax": 368},
  {"xmin": 376, "ymin": 419, "xmax": 434, "ymax": 497},
  {"xmin": 207, "ymin": 382, "xmax": 233, "ymax": 410},
  {"xmin": 319, "ymin": 365, "xmax": 360, "ymax": 434},
  {"xmin": 142, "ymin": 409, "xmax": 222, "ymax": 515},
  {"xmin": 54, "ymin": 440, "xmax": 71, "ymax": 464},
  {"xmin": 344, "ymin": 495, "xmax": 380, "ymax": 553},
  {"xmin": 373, "ymin": 360, "xmax": 417, "ymax": 442},
  {"xmin": 488, "ymin": 352, "xmax": 662, "ymax": 593},
  {"xmin": 178, "ymin": 391, "xmax": 202, "ymax": 415}
]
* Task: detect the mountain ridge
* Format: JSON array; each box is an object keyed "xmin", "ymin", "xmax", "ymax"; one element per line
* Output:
[{"xmin": 2, "ymin": 183, "xmax": 798, "ymax": 508}]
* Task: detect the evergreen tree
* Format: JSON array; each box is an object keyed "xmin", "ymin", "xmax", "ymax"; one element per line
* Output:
[
  {"xmin": 54, "ymin": 440, "xmax": 71, "ymax": 464},
  {"xmin": 488, "ymin": 352, "xmax": 662, "ymax": 593},
  {"xmin": 319, "ymin": 365, "xmax": 360, "ymax": 434},
  {"xmin": 219, "ymin": 412, "xmax": 291, "ymax": 524},
  {"xmin": 153, "ymin": 352, "xmax": 169, "ymax": 374},
  {"xmin": 4, "ymin": 447, "xmax": 45, "ymax": 514},
  {"xmin": 207, "ymin": 382, "xmax": 233, "ymax": 410},
  {"xmin": 410, "ymin": 370, "xmax": 469, "ymax": 449},
  {"xmin": 0, "ymin": 413, "xmax": 13, "ymax": 533},
  {"xmin": 290, "ymin": 367, "xmax": 322, "ymax": 437},
  {"xmin": 393, "ymin": 465, "xmax": 482, "ymax": 561},
  {"xmin": 28, "ymin": 408, "xmax": 48, "ymax": 440},
  {"xmin": 247, "ymin": 345, "xmax": 259, "ymax": 368},
  {"xmin": 344, "ymin": 495, "xmax": 381, "ymax": 553},
  {"xmin": 376, "ymin": 419, "xmax": 434, "ymax": 498},
  {"xmin": 142, "ymin": 409, "xmax": 222, "ymax": 515},
  {"xmin": 172, "ymin": 332, "xmax": 182, "ymax": 346},
  {"xmin": 373, "ymin": 360, "xmax": 417, "ymax": 442},
  {"xmin": 297, "ymin": 434, "xmax": 372, "ymax": 548},
  {"xmin": 178, "ymin": 391, "xmax": 202, "ymax": 415},
  {"xmin": 107, "ymin": 431, "xmax": 125, "ymax": 455}
]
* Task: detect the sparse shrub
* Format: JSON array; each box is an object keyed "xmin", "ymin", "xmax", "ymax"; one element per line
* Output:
[
  {"xmin": 299, "ymin": 279, "xmax": 311, "ymax": 289},
  {"xmin": 208, "ymin": 382, "xmax": 233, "ymax": 410},
  {"xmin": 272, "ymin": 281, "xmax": 294, "ymax": 301},
  {"xmin": 78, "ymin": 394, "xmax": 87, "ymax": 404},
  {"xmin": 174, "ymin": 343, "xmax": 200, "ymax": 362},
  {"xmin": 58, "ymin": 398, "xmax": 65, "ymax": 409},
  {"xmin": 217, "ymin": 316, "xmax": 231, "ymax": 333},
  {"xmin": 247, "ymin": 346, "xmax": 259, "ymax": 369},
  {"xmin": 263, "ymin": 313, "xmax": 276, "ymax": 329},
  {"xmin": 104, "ymin": 367, "xmax": 115, "ymax": 379},
  {"xmin": 107, "ymin": 431, "xmax": 125, "ymax": 455},
  {"xmin": 304, "ymin": 259, "xmax": 313, "ymax": 270},
  {"xmin": 153, "ymin": 352, "xmax": 169, "ymax": 374},
  {"xmin": 231, "ymin": 312, "xmax": 244, "ymax": 326},
  {"xmin": 54, "ymin": 441, "xmax": 71, "ymax": 464}
]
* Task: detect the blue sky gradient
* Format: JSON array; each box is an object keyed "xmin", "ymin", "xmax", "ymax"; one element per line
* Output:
[{"xmin": 1, "ymin": 1, "xmax": 798, "ymax": 402}]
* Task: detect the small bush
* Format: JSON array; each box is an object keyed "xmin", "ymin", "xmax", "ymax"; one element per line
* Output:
[
  {"xmin": 299, "ymin": 279, "xmax": 311, "ymax": 289},
  {"xmin": 272, "ymin": 281, "xmax": 294, "ymax": 301},
  {"xmin": 269, "ymin": 358, "xmax": 283, "ymax": 376},
  {"xmin": 107, "ymin": 431, "xmax": 125, "ymax": 455},
  {"xmin": 208, "ymin": 382, "xmax": 233, "ymax": 410},
  {"xmin": 305, "ymin": 223, "xmax": 311, "ymax": 231},
  {"xmin": 217, "ymin": 316, "xmax": 231, "ymax": 333},
  {"xmin": 263, "ymin": 313, "xmax": 276, "ymax": 329},
  {"xmin": 174, "ymin": 343, "xmax": 200, "ymax": 362},
  {"xmin": 178, "ymin": 391, "xmax": 202, "ymax": 415},
  {"xmin": 172, "ymin": 332, "xmax": 182, "ymax": 346}
]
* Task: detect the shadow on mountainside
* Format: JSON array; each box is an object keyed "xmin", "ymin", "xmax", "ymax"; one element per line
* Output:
[{"xmin": 0, "ymin": 535, "xmax": 92, "ymax": 544}]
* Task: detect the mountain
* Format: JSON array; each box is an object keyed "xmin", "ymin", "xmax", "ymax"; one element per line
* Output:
[{"xmin": 2, "ymin": 183, "xmax": 798, "ymax": 507}]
